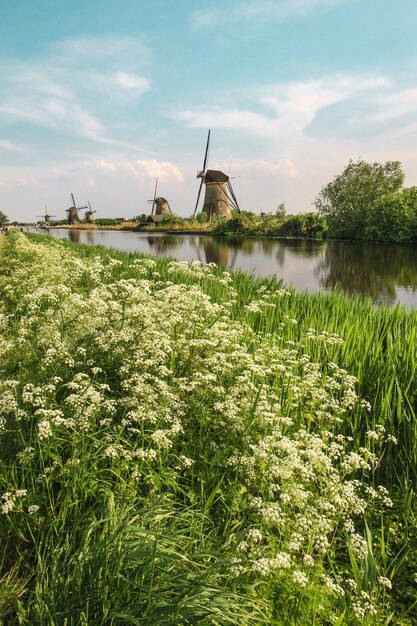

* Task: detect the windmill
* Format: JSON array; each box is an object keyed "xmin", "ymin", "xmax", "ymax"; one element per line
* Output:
[
  {"xmin": 66, "ymin": 193, "xmax": 88, "ymax": 225},
  {"xmin": 85, "ymin": 202, "xmax": 97, "ymax": 223},
  {"xmin": 37, "ymin": 207, "xmax": 56, "ymax": 224},
  {"xmin": 193, "ymin": 130, "xmax": 241, "ymax": 220},
  {"xmin": 147, "ymin": 178, "xmax": 172, "ymax": 217}
]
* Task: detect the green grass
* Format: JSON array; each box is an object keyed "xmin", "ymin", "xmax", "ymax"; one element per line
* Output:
[{"xmin": 0, "ymin": 231, "xmax": 416, "ymax": 624}]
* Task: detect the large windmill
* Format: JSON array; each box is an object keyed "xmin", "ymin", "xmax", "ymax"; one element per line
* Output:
[
  {"xmin": 84, "ymin": 202, "xmax": 97, "ymax": 223},
  {"xmin": 37, "ymin": 207, "xmax": 56, "ymax": 224},
  {"xmin": 193, "ymin": 130, "xmax": 241, "ymax": 220},
  {"xmin": 66, "ymin": 193, "xmax": 88, "ymax": 225},
  {"xmin": 148, "ymin": 178, "xmax": 172, "ymax": 217}
]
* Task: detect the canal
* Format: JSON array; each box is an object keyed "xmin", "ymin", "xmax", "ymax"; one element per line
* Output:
[{"xmin": 35, "ymin": 229, "xmax": 417, "ymax": 308}]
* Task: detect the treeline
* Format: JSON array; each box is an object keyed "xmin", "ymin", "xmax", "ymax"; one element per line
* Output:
[
  {"xmin": 315, "ymin": 160, "xmax": 417, "ymax": 243},
  {"xmin": 138, "ymin": 208, "xmax": 328, "ymax": 239},
  {"xmin": 211, "ymin": 209, "xmax": 327, "ymax": 238}
]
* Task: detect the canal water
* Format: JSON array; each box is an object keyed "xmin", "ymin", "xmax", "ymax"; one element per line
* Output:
[{"xmin": 35, "ymin": 229, "xmax": 417, "ymax": 309}]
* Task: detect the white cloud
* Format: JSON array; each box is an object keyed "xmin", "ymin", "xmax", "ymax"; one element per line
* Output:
[
  {"xmin": 255, "ymin": 159, "xmax": 299, "ymax": 178},
  {"xmin": 85, "ymin": 158, "xmax": 184, "ymax": 182},
  {"xmin": 14, "ymin": 177, "xmax": 39, "ymax": 187},
  {"xmin": 114, "ymin": 72, "xmax": 151, "ymax": 91},
  {"xmin": 0, "ymin": 35, "xmax": 151, "ymax": 147},
  {"xmin": 0, "ymin": 97, "xmax": 106, "ymax": 143},
  {"xmin": 363, "ymin": 88, "xmax": 417, "ymax": 125},
  {"xmin": 94, "ymin": 160, "xmax": 118, "ymax": 172},
  {"xmin": 0, "ymin": 139, "xmax": 25, "ymax": 151},
  {"xmin": 191, "ymin": 0, "xmax": 352, "ymax": 28},
  {"xmin": 177, "ymin": 108, "xmax": 269, "ymax": 131},
  {"xmin": 122, "ymin": 160, "xmax": 184, "ymax": 182},
  {"xmin": 175, "ymin": 74, "xmax": 390, "ymax": 140}
]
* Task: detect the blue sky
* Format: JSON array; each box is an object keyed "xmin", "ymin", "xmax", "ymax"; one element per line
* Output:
[{"xmin": 1, "ymin": 0, "xmax": 417, "ymax": 222}]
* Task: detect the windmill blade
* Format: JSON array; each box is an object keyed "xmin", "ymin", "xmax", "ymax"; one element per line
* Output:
[
  {"xmin": 202, "ymin": 129, "xmax": 211, "ymax": 174},
  {"xmin": 88, "ymin": 201, "xmax": 92, "ymax": 211},
  {"xmin": 193, "ymin": 178, "xmax": 204, "ymax": 217},
  {"xmin": 151, "ymin": 178, "xmax": 158, "ymax": 215},
  {"xmin": 167, "ymin": 201, "xmax": 173, "ymax": 214},
  {"xmin": 71, "ymin": 193, "xmax": 76, "ymax": 207},
  {"xmin": 227, "ymin": 180, "xmax": 241, "ymax": 213}
]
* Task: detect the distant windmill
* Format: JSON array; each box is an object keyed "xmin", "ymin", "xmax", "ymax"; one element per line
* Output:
[
  {"xmin": 193, "ymin": 130, "xmax": 241, "ymax": 220},
  {"xmin": 37, "ymin": 207, "xmax": 56, "ymax": 224},
  {"xmin": 66, "ymin": 193, "xmax": 88, "ymax": 225},
  {"xmin": 85, "ymin": 202, "xmax": 97, "ymax": 223},
  {"xmin": 147, "ymin": 178, "xmax": 172, "ymax": 216}
]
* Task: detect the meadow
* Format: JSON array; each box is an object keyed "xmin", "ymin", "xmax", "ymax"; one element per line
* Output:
[{"xmin": 0, "ymin": 231, "xmax": 416, "ymax": 625}]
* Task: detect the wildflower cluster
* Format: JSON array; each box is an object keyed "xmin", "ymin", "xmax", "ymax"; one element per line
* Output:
[{"xmin": 0, "ymin": 232, "xmax": 401, "ymax": 624}]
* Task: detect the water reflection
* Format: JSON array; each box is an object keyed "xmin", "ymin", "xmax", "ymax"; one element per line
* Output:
[
  {"xmin": 33, "ymin": 229, "xmax": 417, "ymax": 308},
  {"xmin": 316, "ymin": 241, "xmax": 417, "ymax": 306},
  {"xmin": 68, "ymin": 229, "xmax": 80, "ymax": 244},
  {"xmin": 146, "ymin": 235, "xmax": 183, "ymax": 254}
]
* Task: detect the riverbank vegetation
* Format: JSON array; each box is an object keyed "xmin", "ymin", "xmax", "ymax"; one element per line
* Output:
[
  {"xmin": 134, "ymin": 208, "xmax": 328, "ymax": 239},
  {"xmin": 315, "ymin": 160, "xmax": 417, "ymax": 244},
  {"xmin": 1, "ymin": 231, "xmax": 416, "ymax": 624}
]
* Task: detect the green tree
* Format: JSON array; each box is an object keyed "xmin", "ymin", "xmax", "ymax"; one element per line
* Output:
[
  {"xmin": 275, "ymin": 202, "xmax": 287, "ymax": 221},
  {"xmin": 314, "ymin": 160, "xmax": 404, "ymax": 239},
  {"xmin": 364, "ymin": 187, "xmax": 417, "ymax": 243},
  {"xmin": 196, "ymin": 211, "xmax": 208, "ymax": 224},
  {"xmin": 0, "ymin": 211, "xmax": 8, "ymax": 226}
]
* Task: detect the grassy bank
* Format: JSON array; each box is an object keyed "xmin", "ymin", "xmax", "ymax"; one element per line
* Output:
[{"xmin": 0, "ymin": 231, "xmax": 416, "ymax": 624}]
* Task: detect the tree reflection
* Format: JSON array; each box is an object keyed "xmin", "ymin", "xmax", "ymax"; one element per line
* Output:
[
  {"xmin": 281, "ymin": 239, "xmax": 326, "ymax": 258},
  {"xmin": 316, "ymin": 241, "xmax": 417, "ymax": 305}
]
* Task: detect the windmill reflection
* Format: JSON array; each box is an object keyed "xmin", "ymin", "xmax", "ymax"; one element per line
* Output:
[
  {"xmin": 146, "ymin": 236, "xmax": 183, "ymax": 255},
  {"xmin": 196, "ymin": 236, "xmax": 254, "ymax": 268},
  {"xmin": 68, "ymin": 229, "xmax": 80, "ymax": 244}
]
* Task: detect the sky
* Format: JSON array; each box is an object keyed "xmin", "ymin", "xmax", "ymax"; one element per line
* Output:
[{"xmin": 1, "ymin": 0, "xmax": 417, "ymax": 222}]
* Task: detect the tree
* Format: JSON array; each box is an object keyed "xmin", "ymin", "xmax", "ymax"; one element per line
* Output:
[
  {"xmin": 275, "ymin": 202, "xmax": 287, "ymax": 220},
  {"xmin": 0, "ymin": 211, "xmax": 8, "ymax": 226},
  {"xmin": 314, "ymin": 160, "xmax": 404, "ymax": 239},
  {"xmin": 196, "ymin": 211, "xmax": 208, "ymax": 224},
  {"xmin": 364, "ymin": 187, "xmax": 417, "ymax": 243}
]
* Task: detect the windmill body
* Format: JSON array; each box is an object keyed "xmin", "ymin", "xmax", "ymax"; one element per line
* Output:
[
  {"xmin": 147, "ymin": 179, "xmax": 172, "ymax": 221},
  {"xmin": 85, "ymin": 202, "xmax": 97, "ymax": 222},
  {"xmin": 67, "ymin": 207, "xmax": 81, "ymax": 225},
  {"xmin": 37, "ymin": 208, "xmax": 56, "ymax": 224},
  {"xmin": 194, "ymin": 131, "xmax": 240, "ymax": 220},
  {"xmin": 201, "ymin": 170, "xmax": 232, "ymax": 220},
  {"xmin": 66, "ymin": 194, "xmax": 88, "ymax": 225},
  {"xmin": 154, "ymin": 197, "xmax": 170, "ymax": 216}
]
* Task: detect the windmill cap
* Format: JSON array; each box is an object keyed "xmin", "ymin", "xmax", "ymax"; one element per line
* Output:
[{"xmin": 204, "ymin": 170, "xmax": 229, "ymax": 183}]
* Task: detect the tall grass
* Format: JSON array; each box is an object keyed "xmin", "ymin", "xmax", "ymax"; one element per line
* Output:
[
  {"xmin": 25, "ymin": 232, "xmax": 416, "ymax": 485},
  {"xmin": 0, "ymin": 231, "xmax": 416, "ymax": 624}
]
